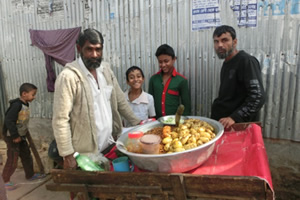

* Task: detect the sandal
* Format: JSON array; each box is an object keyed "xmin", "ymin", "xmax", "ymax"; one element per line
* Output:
[
  {"xmin": 5, "ymin": 182, "xmax": 18, "ymax": 191},
  {"xmin": 28, "ymin": 173, "xmax": 46, "ymax": 181}
]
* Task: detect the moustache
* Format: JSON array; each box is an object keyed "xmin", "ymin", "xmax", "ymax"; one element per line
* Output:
[{"xmin": 84, "ymin": 57, "xmax": 102, "ymax": 69}]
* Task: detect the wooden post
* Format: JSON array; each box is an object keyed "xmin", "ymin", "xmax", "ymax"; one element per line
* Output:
[
  {"xmin": 26, "ymin": 131, "xmax": 45, "ymax": 174},
  {"xmin": 170, "ymin": 174, "xmax": 187, "ymax": 200}
]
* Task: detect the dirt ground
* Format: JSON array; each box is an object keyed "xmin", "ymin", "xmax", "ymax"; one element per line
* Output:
[{"xmin": 264, "ymin": 138, "xmax": 300, "ymax": 200}]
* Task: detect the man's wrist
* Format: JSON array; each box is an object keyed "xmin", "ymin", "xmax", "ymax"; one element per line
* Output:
[{"xmin": 63, "ymin": 153, "xmax": 74, "ymax": 160}]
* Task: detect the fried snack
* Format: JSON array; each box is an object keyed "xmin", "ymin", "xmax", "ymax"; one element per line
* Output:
[
  {"xmin": 160, "ymin": 119, "xmax": 216, "ymax": 153},
  {"xmin": 145, "ymin": 127, "xmax": 163, "ymax": 136},
  {"xmin": 144, "ymin": 119, "xmax": 216, "ymax": 154}
]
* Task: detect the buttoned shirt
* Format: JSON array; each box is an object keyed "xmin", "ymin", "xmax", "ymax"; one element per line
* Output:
[
  {"xmin": 123, "ymin": 89, "xmax": 156, "ymax": 127},
  {"xmin": 78, "ymin": 57, "xmax": 113, "ymax": 152}
]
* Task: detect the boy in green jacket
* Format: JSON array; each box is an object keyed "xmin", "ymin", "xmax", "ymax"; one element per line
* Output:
[{"xmin": 148, "ymin": 44, "xmax": 191, "ymax": 118}]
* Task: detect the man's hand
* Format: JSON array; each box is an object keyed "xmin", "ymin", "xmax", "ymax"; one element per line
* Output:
[
  {"xmin": 13, "ymin": 137, "xmax": 21, "ymax": 143},
  {"xmin": 63, "ymin": 154, "xmax": 77, "ymax": 170},
  {"xmin": 219, "ymin": 117, "xmax": 235, "ymax": 129}
]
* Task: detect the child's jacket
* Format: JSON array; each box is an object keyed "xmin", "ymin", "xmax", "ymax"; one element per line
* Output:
[{"xmin": 3, "ymin": 98, "xmax": 30, "ymax": 139}]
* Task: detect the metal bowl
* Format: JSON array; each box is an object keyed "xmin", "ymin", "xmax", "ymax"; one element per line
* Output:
[
  {"xmin": 157, "ymin": 115, "xmax": 188, "ymax": 125},
  {"xmin": 116, "ymin": 116, "xmax": 224, "ymax": 173}
]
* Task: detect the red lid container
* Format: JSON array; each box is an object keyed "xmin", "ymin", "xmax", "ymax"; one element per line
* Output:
[{"xmin": 128, "ymin": 131, "xmax": 144, "ymax": 139}]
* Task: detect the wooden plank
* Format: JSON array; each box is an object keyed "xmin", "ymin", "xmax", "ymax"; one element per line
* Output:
[
  {"xmin": 46, "ymin": 183, "xmax": 90, "ymax": 199},
  {"xmin": 89, "ymin": 185, "xmax": 163, "ymax": 194},
  {"xmin": 46, "ymin": 183, "xmax": 167, "ymax": 200},
  {"xmin": 96, "ymin": 193, "xmax": 168, "ymax": 200},
  {"xmin": 90, "ymin": 185, "xmax": 167, "ymax": 200},
  {"xmin": 49, "ymin": 170, "xmax": 182, "ymax": 199},
  {"xmin": 50, "ymin": 169, "xmax": 172, "ymax": 189},
  {"xmin": 264, "ymin": 181, "xmax": 274, "ymax": 200},
  {"xmin": 46, "ymin": 183, "xmax": 89, "ymax": 193},
  {"xmin": 26, "ymin": 131, "xmax": 45, "ymax": 173},
  {"xmin": 183, "ymin": 174, "xmax": 269, "ymax": 199},
  {"xmin": 46, "ymin": 183, "xmax": 162, "ymax": 193},
  {"xmin": 48, "ymin": 170, "xmax": 274, "ymax": 199},
  {"xmin": 170, "ymin": 174, "xmax": 186, "ymax": 200}
]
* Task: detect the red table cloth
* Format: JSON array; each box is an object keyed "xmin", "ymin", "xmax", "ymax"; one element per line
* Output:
[
  {"xmin": 188, "ymin": 123, "xmax": 273, "ymax": 190},
  {"xmin": 105, "ymin": 123, "xmax": 273, "ymax": 192}
]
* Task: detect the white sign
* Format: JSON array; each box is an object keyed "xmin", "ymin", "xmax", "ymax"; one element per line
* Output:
[
  {"xmin": 192, "ymin": 0, "xmax": 221, "ymax": 31},
  {"xmin": 231, "ymin": 0, "xmax": 257, "ymax": 27}
]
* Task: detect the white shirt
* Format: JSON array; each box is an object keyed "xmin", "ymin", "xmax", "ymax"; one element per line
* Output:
[
  {"xmin": 124, "ymin": 89, "xmax": 156, "ymax": 127},
  {"xmin": 78, "ymin": 57, "xmax": 114, "ymax": 152}
]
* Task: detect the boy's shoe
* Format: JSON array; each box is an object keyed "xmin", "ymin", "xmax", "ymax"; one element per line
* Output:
[
  {"xmin": 28, "ymin": 173, "xmax": 46, "ymax": 181},
  {"xmin": 5, "ymin": 182, "xmax": 18, "ymax": 191}
]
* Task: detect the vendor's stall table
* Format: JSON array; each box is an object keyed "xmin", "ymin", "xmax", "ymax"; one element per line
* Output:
[
  {"xmin": 47, "ymin": 123, "xmax": 274, "ymax": 199},
  {"xmin": 47, "ymin": 169, "xmax": 273, "ymax": 199}
]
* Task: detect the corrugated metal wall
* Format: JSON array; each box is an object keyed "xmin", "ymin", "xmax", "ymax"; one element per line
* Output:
[
  {"xmin": 0, "ymin": 61, "xmax": 6, "ymax": 135},
  {"xmin": 0, "ymin": 0, "xmax": 299, "ymax": 141}
]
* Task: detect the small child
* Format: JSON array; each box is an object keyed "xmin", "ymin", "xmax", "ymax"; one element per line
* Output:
[
  {"xmin": 124, "ymin": 66, "xmax": 156, "ymax": 127},
  {"xmin": 148, "ymin": 44, "xmax": 191, "ymax": 118},
  {"xmin": 2, "ymin": 83, "xmax": 45, "ymax": 191}
]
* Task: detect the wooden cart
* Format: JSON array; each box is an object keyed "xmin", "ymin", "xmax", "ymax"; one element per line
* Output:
[{"xmin": 46, "ymin": 169, "xmax": 274, "ymax": 200}]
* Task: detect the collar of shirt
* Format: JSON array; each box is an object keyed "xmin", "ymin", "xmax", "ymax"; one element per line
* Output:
[
  {"xmin": 78, "ymin": 57, "xmax": 109, "ymax": 89},
  {"xmin": 156, "ymin": 67, "xmax": 177, "ymax": 77},
  {"xmin": 78, "ymin": 56, "xmax": 92, "ymax": 77},
  {"xmin": 125, "ymin": 89, "xmax": 149, "ymax": 104}
]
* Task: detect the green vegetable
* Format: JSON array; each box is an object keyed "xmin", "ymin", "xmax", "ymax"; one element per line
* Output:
[{"xmin": 163, "ymin": 117, "xmax": 183, "ymax": 124}]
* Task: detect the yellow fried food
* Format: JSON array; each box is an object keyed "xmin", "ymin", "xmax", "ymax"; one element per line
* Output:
[
  {"xmin": 200, "ymin": 137, "xmax": 210, "ymax": 143},
  {"xmin": 181, "ymin": 135, "xmax": 191, "ymax": 145},
  {"xmin": 170, "ymin": 131, "xmax": 179, "ymax": 139},
  {"xmin": 162, "ymin": 125, "xmax": 172, "ymax": 137},
  {"xmin": 174, "ymin": 147, "xmax": 185, "ymax": 152},
  {"xmin": 162, "ymin": 137, "xmax": 173, "ymax": 144},
  {"xmin": 184, "ymin": 143, "xmax": 197, "ymax": 150},
  {"xmin": 152, "ymin": 119, "xmax": 216, "ymax": 154},
  {"xmin": 164, "ymin": 143, "xmax": 171, "ymax": 151},
  {"xmin": 200, "ymin": 132, "xmax": 211, "ymax": 139},
  {"xmin": 172, "ymin": 140, "xmax": 183, "ymax": 149}
]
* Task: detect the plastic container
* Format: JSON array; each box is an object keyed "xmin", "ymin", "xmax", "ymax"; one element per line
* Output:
[
  {"xmin": 112, "ymin": 156, "xmax": 134, "ymax": 172},
  {"xmin": 126, "ymin": 131, "xmax": 144, "ymax": 153},
  {"xmin": 140, "ymin": 118, "xmax": 156, "ymax": 125},
  {"xmin": 73, "ymin": 152, "xmax": 104, "ymax": 171},
  {"xmin": 140, "ymin": 134, "xmax": 161, "ymax": 154}
]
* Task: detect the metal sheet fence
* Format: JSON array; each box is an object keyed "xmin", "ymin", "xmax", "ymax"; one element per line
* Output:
[
  {"xmin": 0, "ymin": 0, "xmax": 299, "ymax": 140},
  {"xmin": 0, "ymin": 62, "xmax": 7, "ymax": 135}
]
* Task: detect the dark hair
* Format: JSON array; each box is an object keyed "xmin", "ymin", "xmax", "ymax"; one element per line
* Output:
[
  {"xmin": 126, "ymin": 66, "xmax": 145, "ymax": 81},
  {"xmin": 155, "ymin": 44, "xmax": 175, "ymax": 58},
  {"xmin": 19, "ymin": 83, "xmax": 37, "ymax": 95},
  {"xmin": 77, "ymin": 28, "xmax": 104, "ymax": 47},
  {"xmin": 213, "ymin": 25, "xmax": 236, "ymax": 40}
]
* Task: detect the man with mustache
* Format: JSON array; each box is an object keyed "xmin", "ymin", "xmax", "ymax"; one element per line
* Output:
[
  {"xmin": 52, "ymin": 29, "xmax": 141, "ymax": 169},
  {"xmin": 211, "ymin": 25, "xmax": 265, "ymax": 129}
]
